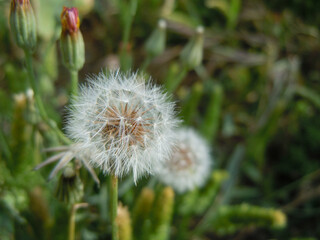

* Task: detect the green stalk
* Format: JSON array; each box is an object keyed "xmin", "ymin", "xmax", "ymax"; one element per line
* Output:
[
  {"xmin": 110, "ymin": 174, "xmax": 119, "ymax": 240},
  {"xmin": 68, "ymin": 203, "xmax": 89, "ymax": 240},
  {"xmin": 200, "ymin": 83, "xmax": 223, "ymax": 143},
  {"xmin": 24, "ymin": 50, "xmax": 71, "ymax": 145},
  {"xmin": 165, "ymin": 66, "xmax": 188, "ymax": 94},
  {"xmin": 68, "ymin": 205, "xmax": 76, "ymax": 240},
  {"xmin": 140, "ymin": 55, "xmax": 152, "ymax": 73},
  {"xmin": 119, "ymin": 0, "xmax": 138, "ymax": 71},
  {"xmin": 70, "ymin": 70, "xmax": 79, "ymax": 97}
]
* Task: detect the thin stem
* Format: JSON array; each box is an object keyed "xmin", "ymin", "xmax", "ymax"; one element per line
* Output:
[
  {"xmin": 70, "ymin": 70, "xmax": 79, "ymax": 97},
  {"xmin": 109, "ymin": 174, "xmax": 119, "ymax": 240},
  {"xmin": 140, "ymin": 55, "xmax": 152, "ymax": 72},
  {"xmin": 194, "ymin": 144, "xmax": 246, "ymax": 235},
  {"xmin": 165, "ymin": 66, "xmax": 188, "ymax": 94},
  {"xmin": 24, "ymin": 50, "xmax": 71, "ymax": 144},
  {"xmin": 68, "ymin": 203, "xmax": 89, "ymax": 240},
  {"xmin": 119, "ymin": 0, "xmax": 137, "ymax": 71},
  {"xmin": 69, "ymin": 205, "xmax": 76, "ymax": 240}
]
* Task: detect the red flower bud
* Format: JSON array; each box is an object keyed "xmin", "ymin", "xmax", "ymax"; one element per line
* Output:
[
  {"xmin": 60, "ymin": 6, "xmax": 84, "ymax": 71},
  {"xmin": 61, "ymin": 7, "xmax": 80, "ymax": 35}
]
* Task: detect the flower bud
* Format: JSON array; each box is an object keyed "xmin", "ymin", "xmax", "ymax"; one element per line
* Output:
[
  {"xmin": 150, "ymin": 187, "xmax": 174, "ymax": 240},
  {"xmin": 145, "ymin": 19, "xmax": 167, "ymax": 57},
  {"xmin": 212, "ymin": 204, "xmax": 287, "ymax": 235},
  {"xmin": 9, "ymin": 0, "xmax": 37, "ymax": 51},
  {"xmin": 132, "ymin": 188, "xmax": 155, "ymax": 238},
  {"xmin": 55, "ymin": 165, "xmax": 84, "ymax": 204},
  {"xmin": 180, "ymin": 26, "xmax": 204, "ymax": 70},
  {"xmin": 272, "ymin": 210, "xmax": 286, "ymax": 228},
  {"xmin": 60, "ymin": 7, "xmax": 85, "ymax": 71},
  {"xmin": 116, "ymin": 203, "xmax": 133, "ymax": 240}
]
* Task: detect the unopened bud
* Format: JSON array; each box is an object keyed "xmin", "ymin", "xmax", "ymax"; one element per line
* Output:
[
  {"xmin": 272, "ymin": 210, "xmax": 286, "ymax": 228},
  {"xmin": 9, "ymin": 0, "xmax": 37, "ymax": 51},
  {"xmin": 60, "ymin": 7, "xmax": 85, "ymax": 71},
  {"xmin": 150, "ymin": 187, "xmax": 174, "ymax": 240},
  {"xmin": 145, "ymin": 19, "xmax": 167, "ymax": 57},
  {"xmin": 132, "ymin": 188, "xmax": 154, "ymax": 238},
  {"xmin": 116, "ymin": 203, "xmax": 132, "ymax": 240},
  {"xmin": 55, "ymin": 165, "xmax": 84, "ymax": 204},
  {"xmin": 180, "ymin": 26, "xmax": 204, "ymax": 69}
]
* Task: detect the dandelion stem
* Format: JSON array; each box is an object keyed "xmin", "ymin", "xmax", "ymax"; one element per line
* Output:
[
  {"xmin": 24, "ymin": 50, "xmax": 71, "ymax": 145},
  {"xmin": 70, "ymin": 70, "xmax": 79, "ymax": 97},
  {"xmin": 109, "ymin": 174, "xmax": 119, "ymax": 240},
  {"xmin": 68, "ymin": 203, "xmax": 89, "ymax": 240}
]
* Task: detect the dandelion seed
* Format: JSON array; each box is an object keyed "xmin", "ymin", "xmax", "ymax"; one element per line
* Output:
[
  {"xmin": 157, "ymin": 128, "xmax": 212, "ymax": 193},
  {"xmin": 34, "ymin": 144, "xmax": 100, "ymax": 186},
  {"xmin": 66, "ymin": 70, "xmax": 178, "ymax": 182}
]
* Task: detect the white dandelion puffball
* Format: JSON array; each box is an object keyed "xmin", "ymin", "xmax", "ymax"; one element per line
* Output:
[
  {"xmin": 66, "ymin": 70, "xmax": 178, "ymax": 182},
  {"xmin": 157, "ymin": 128, "xmax": 212, "ymax": 193}
]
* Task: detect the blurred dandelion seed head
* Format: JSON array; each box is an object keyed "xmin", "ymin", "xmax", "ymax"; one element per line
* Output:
[
  {"xmin": 157, "ymin": 128, "xmax": 212, "ymax": 193},
  {"xmin": 66, "ymin": 70, "xmax": 179, "ymax": 182}
]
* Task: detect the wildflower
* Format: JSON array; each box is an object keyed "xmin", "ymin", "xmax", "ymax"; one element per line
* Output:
[
  {"xmin": 157, "ymin": 128, "xmax": 212, "ymax": 193},
  {"xmin": 9, "ymin": 0, "xmax": 37, "ymax": 51},
  {"xmin": 66, "ymin": 70, "xmax": 178, "ymax": 182},
  {"xmin": 34, "ymin": 144, "xmax": 100, "ymax": 186},
  {"xmin": 60, "ymin": 7, "xmax": 85, "ymax": 72}
]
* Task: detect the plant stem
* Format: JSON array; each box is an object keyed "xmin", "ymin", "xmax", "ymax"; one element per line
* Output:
[
  {"xmin": 194, "ymin": 144, "xmax": 246, "ymax": 235},
  {"xmin": 70, "ymin": 70, "xmax": 79, "ymax": 97},
  {"xmin": 24, "ymin": 50, "xmax": 71, "ymax": 145},
  {"xmin": 140, "ymin": 55, "xmax": 152, "ymax": 72},
  {"xmin": 69, "ymin": 205, "xmax": 76, "ymax": 240},
  {"xmin": 119, "ymin": 0, "xmax": 138, "ymax": 71},
  {"xmin": 68, "ymin": 203, "xmax": 89, "ymax": 240},
  {"xmin": 165, "ymin": 66, "xmax": 188, "ymax": 94},
  {"xmin": 109, "ymin": 174, "xmax": 119, "ymax": 240}
]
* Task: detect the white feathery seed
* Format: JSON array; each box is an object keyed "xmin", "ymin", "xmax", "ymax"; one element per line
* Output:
[
  {"xmin": 66, "ymin": 70, "xmax": 179, "ymax": 182},
  {"xmin": 35, "ymin": 144, "xmax": 100, "ymax": 186},
  {"xmin": 156, "ymin": 128, "xmax": 212, "ymax": 193}
]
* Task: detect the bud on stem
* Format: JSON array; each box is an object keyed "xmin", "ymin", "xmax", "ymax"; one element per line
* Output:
[
  {"xmin": 145, "ymin": 19, "xmax": 167, "ymax": 57},
  {"xmin": 180, "ymin": 26, "xmax": 204, "ymax": 70},
  {"xmin": 10, "ymin": 0, "xmax": 37, "ymax": 51},
  {"xmin": 60, "ymin": 7, "xmax": 85, "ymax": 72}
]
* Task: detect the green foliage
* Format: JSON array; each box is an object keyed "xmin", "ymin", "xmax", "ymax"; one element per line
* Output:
[{"xmin": 1, "ymin": 0, "xmax": 320, "ymax": 239}]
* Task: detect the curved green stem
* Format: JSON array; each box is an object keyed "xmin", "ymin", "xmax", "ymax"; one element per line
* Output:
[
  {"xmin": 68, "ymin": 205, "xmax": 76, "ymax": 240},
  {"xmin": 24, "ymin": 50, "xmax": 71, "ymax": 145},
  {"xmin": 165, "ymin": 66, "xmax": 188, "ymax": 94},
  {"xmin": 68, "ymin": 203, "xmax": 89, "ymax": 240},
  {"xmin": 140, "ymin": 55, "xmax": 152, "ymax": 72}
]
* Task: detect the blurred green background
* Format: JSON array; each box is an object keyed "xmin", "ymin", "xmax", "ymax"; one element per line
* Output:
[{"xmin": 0, "ymin": 0, "xmax": 320, "ymax": 239}]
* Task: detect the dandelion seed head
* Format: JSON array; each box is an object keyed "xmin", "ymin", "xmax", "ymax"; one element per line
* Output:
[
  {"xmin": 157, "ymin": 128, "xmax": 212, "ymax": 193},
  {"xmin": 66, "ymin": 70, "xmax": 178, "ymax": 182}
]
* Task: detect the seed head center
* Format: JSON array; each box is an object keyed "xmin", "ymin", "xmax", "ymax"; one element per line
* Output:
[
  {"xmin": 100, "ymin": 102, "xmax": 152, "ymax": 147},
  {"xmin": 171, "ymin": 145, "xmax": 194, "ymax": 171}
]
